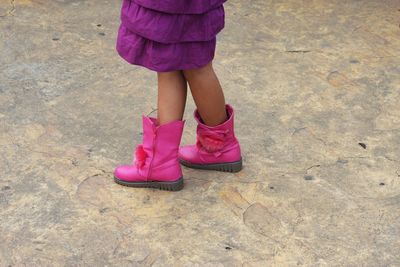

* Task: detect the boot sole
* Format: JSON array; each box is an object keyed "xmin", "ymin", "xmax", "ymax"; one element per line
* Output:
[
  {"xmin": 179, "ymin": 158, "xmax": 243, "ymax": 173},
  {"xmin": 114, "ymin": 176, "xmax": 184, "ymax": 191}
]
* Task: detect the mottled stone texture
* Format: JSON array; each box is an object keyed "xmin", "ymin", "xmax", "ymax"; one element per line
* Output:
[{"xmin": 1, "ymin": 0, "xmax": 400, "ymax": 266}]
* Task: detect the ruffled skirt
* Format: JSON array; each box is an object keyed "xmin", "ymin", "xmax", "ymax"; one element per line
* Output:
[{"xmin": 116, "ymin": 0, "xmax": 226, "ymax": 72}]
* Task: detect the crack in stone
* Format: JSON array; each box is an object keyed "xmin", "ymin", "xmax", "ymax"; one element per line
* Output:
[
  {"xmin": 242, "ymin": 203, "xmax": 281, "ymax": 244},
  {"xmin": 291, "ymin": 127, "xmax": 307, "ymax": 135},
  {"xmin": 292, "ymin": 126, "xmax": 329, "ymax": 147},
  {"xmin": 76, "ymin": 169, "xmax": 111, "ymax": 193},
  {"xmin": 285, "ymin": 50, "xmax": 311, "ymax": 53},
  {"xmin": 24, "ymin": 147, "xmax": 76, "ymax": 162},
  {"xmin": 306, "ymin": 164, "xmax": 321, "ymax": 172},
  {"xmin": 342, "ymin": 156, "xmax": 370, "ymax": 160},
  {"xmin": 343, "ymin": 155, "xmax": 400, "ymax": 164},
  {"xmin": 0, "ymin": 0, "xmax": 15, "ymax": 17},
  {"xmin": 383, "ymin": 156, "xmax": 400, "ymax": 163},
  {"xmin": 146, "ymin": 107, "xmax": 157, "ymax": 117},
  {"xmin": 308, "ymin": 130, "xmax": 328, "ymax": 146},
  {"xmin": 137, "ymin": 251, "xmax": 160, "ymax": 266}
]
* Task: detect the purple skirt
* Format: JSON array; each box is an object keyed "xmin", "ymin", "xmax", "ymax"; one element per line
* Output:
[{"xmin": 116, "ymin": 0, "xmax": 226, "ymax": 72}]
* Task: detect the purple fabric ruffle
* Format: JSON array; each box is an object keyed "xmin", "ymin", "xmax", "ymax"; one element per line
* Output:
[
  {"xmin": 120, "ymin": 1, "xmax": 224, "ymax": 44},
  {"xmin": 117, "ymin": 25, "xmax": 216, "ymax": 72},
  {"xmin": 116, "ymin": 0, "xmax": 226, "ymax": 72}
]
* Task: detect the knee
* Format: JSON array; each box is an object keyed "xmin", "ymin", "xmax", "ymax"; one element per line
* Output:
[
  {"xmin": 183, "ymin": 62, "xmax": 213, "ymax": 80},
  {"xmin": 157, "ymin": 70, "xmax": 186, "ymax": 82}
]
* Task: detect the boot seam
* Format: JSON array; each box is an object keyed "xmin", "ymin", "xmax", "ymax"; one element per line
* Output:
[{"xmin": 147, "ymin": 131, "xmax": 157, "ymax": 181}]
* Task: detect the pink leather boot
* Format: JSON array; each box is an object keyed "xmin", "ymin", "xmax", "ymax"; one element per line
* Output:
[
  {"xmin": 179, "ymin": 104, "xmax": 242, "ymax": 172},
  {"xmin": 114, "ymin": 116, "xmax": 185, "ymax": 191}
]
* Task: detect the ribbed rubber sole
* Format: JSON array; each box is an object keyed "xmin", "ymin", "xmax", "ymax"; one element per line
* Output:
[
  {"xmin": 179, "ymin": 158, "xmax": 243, "ymax": 173},
  {"xmin": 114, "ymin": 176, "xmax": 184, "ymax": 191}
]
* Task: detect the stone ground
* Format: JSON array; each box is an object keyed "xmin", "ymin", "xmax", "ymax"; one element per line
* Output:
[{"xmin": 1, "ymin": 0, "xmax": 400, "ymax": 266}]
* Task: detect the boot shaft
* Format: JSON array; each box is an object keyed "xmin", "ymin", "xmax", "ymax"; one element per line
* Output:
[
  {"xmin": 194, "ymin": 104, "xmax": 239, "ymax": 154},
  {"xmin": 140, "ymin": 116, "xmax": 185, "ymax": 179}
]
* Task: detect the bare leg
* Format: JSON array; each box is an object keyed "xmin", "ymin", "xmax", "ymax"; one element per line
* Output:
[
  {"xmin": 183, "ymin": 62, "xmax": 227, "ymax": 126},
  {"xmin": 157, "ymin": 71, "xmax": 187, "ymax": 125}
]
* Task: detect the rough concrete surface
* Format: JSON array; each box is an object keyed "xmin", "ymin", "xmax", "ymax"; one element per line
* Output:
[{"xmin": 1, "ymin": 0, "xmax": 400, "ymax": 266}]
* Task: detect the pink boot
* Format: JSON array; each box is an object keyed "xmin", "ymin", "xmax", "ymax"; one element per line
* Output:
[
  {"xmin": 114, "ymin": 116, "xmax": 185, "ymax": 191},
  {"xmin": 179, "ymin": 104, "xmax": 242, "ymax": 172}
]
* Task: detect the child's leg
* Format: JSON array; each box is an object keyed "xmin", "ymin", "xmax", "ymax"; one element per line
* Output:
[
  {"xmin": 182, "ymin": 62, "xmax": 227, "ymax": 126},
  {"xmin": 178, "ymin": 61, "xmax": 242, "ymax": 172},
  {"xmin": 157, "ymin": 71, "xmax": 188, "ymax": 125},
  {"xmin": 114, "ymin": 70, "xmax": 187, "ymax": 190}
]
